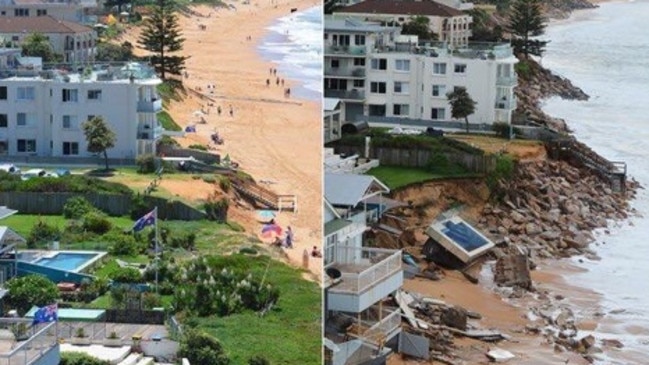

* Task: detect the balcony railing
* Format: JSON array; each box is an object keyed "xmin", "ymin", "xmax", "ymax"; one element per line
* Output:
[
  {"xmin": 325, "ymin": 45, "xmax": 367, "ymax": 56},
  {"xmin": 324, "ymin": 89, "xmax": 365, "ymax": 101},
  {"xmin": 496, "ymin": 76, "xmax": 517, "ymax": 86},
  {"xmin": 362, "ymin": 309, "xmax": 402, "ymax": 343},
  {"xmin": 0, "ymin": 319, "xmax": 58, "ymax": 365},
  {"xmin": 137, "ymin": 99, "xmax": 162, "ymax": 113},
  {"xmin": 329, "ymin": 246, "xmax": 402, "ymax": 294},
  {"xmin": 324, "ymin": 67, "xmax": 366, "ymax": 78},
  {"xmin": 137, "ymin": 126, "xmax": 164, "ymax": 140}
]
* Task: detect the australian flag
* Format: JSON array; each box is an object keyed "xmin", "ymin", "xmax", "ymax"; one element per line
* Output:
[
  {"xmin": 33, "ymin": 303, "xmax": 58, "ymax": 325},
  {"xmin": 133, "ymin": 209, "xmax": 156, "ymax": 232}
]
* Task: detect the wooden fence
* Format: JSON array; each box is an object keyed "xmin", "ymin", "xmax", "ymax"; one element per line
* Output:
[
  {"xmin": 0, "ymin": 192, "xmax": 206, "ymax": 220},
  {"xmin": 334, "ymin": 146, "xmax": 497, "ymax": 174}
]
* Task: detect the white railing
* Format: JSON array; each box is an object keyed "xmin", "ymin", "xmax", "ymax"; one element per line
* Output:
[
  {"xmin": 0, "ymin": 321, "xmax": 57, "ymax": 365},
  {"xmin": 363, "ymin": 309, "xmax": 401, "ymax": 343},
  {"xmin": 496, "ymin": 76, "xmax": 517, "ymax": 86},
  {"xmin": 331, "ymin": 246, "xmax": 402, "ymax": 294}
]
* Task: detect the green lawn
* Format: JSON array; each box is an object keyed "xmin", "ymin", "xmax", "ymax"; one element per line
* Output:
[
  {"xmin": 194, "ymin": 256, "xmax": 321, "ymax": 365},
  {"xmin": 157, "ymin": 111, "xmax": 182, "ymax": 131},
  {"xmin": 368, "ymin": 165, "xmax": 479, "ymax": 189}
]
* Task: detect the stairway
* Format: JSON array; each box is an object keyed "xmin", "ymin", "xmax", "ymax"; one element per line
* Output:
[{"xmin": 232, "ymin": 181, "xmax": 279, "ymax": 210}]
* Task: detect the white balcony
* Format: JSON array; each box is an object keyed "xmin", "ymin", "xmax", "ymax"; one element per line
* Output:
[
  {"xmin": 325, "ymin": 45, "xmax": 367, "ymax": 56},
  {"xmin": 137, "ymin": 125, "xmax": 163, "ymax": 140},
  {"xmin": 137, "ymin": 99, "xmax": 162, "ymax": 113},
  {"xmin": 495, "ymin": 99, "xmax": 517, "ymax": 110},
  {"xmin": 496, "ymin": 76, "xmax": 517, "ymax": 87},
  {"xmin": 324, "ymin": 67, "xmax": 366, "ymax": 78},
  {"xmin": 327, "ymin": 246, "xmax": 403, "ymax": 313}
]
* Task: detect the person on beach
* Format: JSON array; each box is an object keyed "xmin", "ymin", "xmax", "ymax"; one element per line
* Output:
[
  {"xmin": 284, "ymin": 226, "xmax": 293, "ymax": 248},
  {"xmin": 311, "ymin": 246, "xmax": 322, "ymax": 258},
  {"xmin": 229, "ymin": 105, "xmax": 233, "ymax": 117},
  {"xmin": 217, "ymin": 106, "xmax": 222, "ymax": 116},
  {"xmin": 276, "ymin": 77, "xmax": 280, "ymax": 86},
  {"xmin": 266, "ymin": 78, "xmax": 270, "ymax": 87}
]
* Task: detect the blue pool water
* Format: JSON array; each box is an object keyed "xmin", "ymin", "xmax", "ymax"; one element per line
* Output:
[
  {"xmin": 441, "ymin": 221, "xmax": 489, "ymax": 252},
  {"xmin": 34, "ymin": 253, "xmax": 97, "ymax": 271}
]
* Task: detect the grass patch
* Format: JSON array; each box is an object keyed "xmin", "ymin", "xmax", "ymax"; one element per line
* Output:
[
  {"xmin": 368, "ymin": 165, "xmax": 478, "ymax": 189},
  {"xmin": 193, "ymin": 256, "xmax": 320, "ymax": 365},
  {"xmin": 158, "ymin": 111, "xmax": 182, "ymax": 131}
]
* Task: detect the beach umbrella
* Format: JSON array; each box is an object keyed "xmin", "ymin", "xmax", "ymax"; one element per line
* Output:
[
  {"xmin": 256, "ymin": 210, "xmax": 276, "ymax": 221},
  {"xmin": 193, "ymin": 110, "xmax": 206, "ymax": 117},
  {"xmin": 261, "ymin": 223, "xmax": 282, "ymax": 238}
]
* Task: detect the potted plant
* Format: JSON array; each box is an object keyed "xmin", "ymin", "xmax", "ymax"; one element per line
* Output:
[
  {"xmin": 71, "ymin": 327, "xmax": 91, "ymax": 345},
  {"xmin": 104, "ymin": 331, "xmax": 122, "ymax": 347},
  {"xmin": 11, "ymin": 323, "xmax": 29, "ymax": 341}
]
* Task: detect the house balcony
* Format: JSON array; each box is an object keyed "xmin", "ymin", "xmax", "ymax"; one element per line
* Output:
[
  {"xmin": 137, "ymin": 99, "xmax": 162, "ymax": 113},
  {"xmin": 137, "ymin": 125, "xmax": 163, "ymax": 140},
  {"xmin": 0, "ymin": 319, "xmax": 59, "ymax": 365},
  {"xmin": 324, "ymin": 89, "xmax": 365, "ymax": 101},
  {"xmin": 326, "ymin": 246, "xmax": 403, "ymax": 313},
  {"xmin": 325, "ymin": 45, "xmax": 367, "ymax": 56},
  {"xmin": 496, "ymin": 76, "xmax": 517, "ymax": 87},
  {"xmin": 324, "ymin": 67, "xmax": 366, "ymax": 78},
  {"xmin": 495, "ymin": 99, "xmax": 517, "ymax": 110},
  {"xmin": 346, "ymin": 307, "xmax": 402, "ymax": 345}
]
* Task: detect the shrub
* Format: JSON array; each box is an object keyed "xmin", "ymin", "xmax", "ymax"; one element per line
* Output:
[
  {"xmin": 249, "ymin": 356, "xmax": 271, "ymax": 365},
  {"xmin": 27, "ymin": 220, "xmax": 60, "ymax": 248},
  {"xmin": 188, "ymin": 144, "xmax": 208, "ymax": 151},
  {"xmin": 136, "ymin": 154, "xmax": 157, "ymax": 173},
  {"xmin": 425, "ymin": 153, "xmax": 450, "ymax": 174},
  {"xmin": 141, "ymin": 292, "xmax": 162, "ymax": 310},
  {"xmin": 487, "ymin": 154, "xmax": 515, "ymax": 192},
  {"xmin": 515, "ymin": 60, "xmax": 532, "ymax": 79},
  {"xmin": 129, "ymin": 194, "xmax": 150, "ymax": 220},
  {"xmin": 204, "ymin": 195, "xmax": 229, "ymax": 223},
  {"xmin": 110, "ymin": 267, "xmax": 144, "ymax": 284},
  {"xmin": 106, "ymin": 231, "xmax": 143, "ymax": 256},
  {"xmin": 202, "ymin": 175, "xmax": 217, "ymax": 184},
  {"xmin": 60, "ymin": 352, "xmax": 111, "ymax": 365},
  {"xmin": 492, "ymin": 122, "xmax": 514, "ymax": 139},
  {"xmin": 6, "ymin": 275, "xmax": 59, "ymax": 315},
  {"xmin": 218, "ymin": 177, "xmax": 231, "ymax": 193},
  {"xmin": 178, "ymin": 330, "xmax": 231, "ymax": 365},
  {"xmin": 82, "ymin": 212, "xmax": 112, "ymax": 235},
  {"xmin": 63, "ymin": 196, "xmax": 97, "ymax": 219}
]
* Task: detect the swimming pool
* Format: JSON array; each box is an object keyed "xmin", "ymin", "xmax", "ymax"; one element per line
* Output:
[{"xmin": 18, "ymin": 251, "xmax": 106, "ymax": 273}]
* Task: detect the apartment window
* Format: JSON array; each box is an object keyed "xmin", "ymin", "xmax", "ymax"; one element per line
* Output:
[
  {"xmin": 353, "ymin": 80, "xmax": 364, "ymax": 88},
  {"xmin": 393, "ymin": 81, "xmax": 409, "ymax": 94},
  {"xmin": 454, "ymin": 64, "xmax": 467, "ymax": 73},
  {"xmin": 368, "ymin": 104, "xmax": 386, "ymax": 117},
  {"xmin": 17, "ymin": 87, "xmax": 35, "ymax": 100},
  {"xmin": 62, "ymin": 89, "xmax": 78, "ymax": 102},
  {"xmin": 14, "ymin": 8, "xmax": 29, "ymax": 16},
  {"xmin": 370, "ymin": 58, "xmax": 387, "ymax": 70},
  {"xmin": 432, "ymin": 84, "xmax": 446, "ymax": 97},
  {"xmin": 393, "ymin": 104, "xmax": 409, "ymax": 116},
  {"xmin": 62, "ymin": 115, "xmax": 77, "ymax": 129},
  {"xmin": 62, "ymin": 142, "xmax": 79, "ymax": 156},
  {"xmin": 17, "ymin": 139, "xmax": 36, "ymax": 153},
  {"xmin": 0, "ymin": 114, "xmax": 6, "ymax": 128},
  {"xmin": 87, "ymin": 90, "xmax": 102, "ymax": 100},
  {"xmin": 325, "ymin": 78, "xmax": 347, "ymax": 90},
  {"xmin": 87, "ymin": 115, "xmax": 96, "ymax": 121},
  {"xmin": 0, "ymin": 86, "xmax": 6, "ymax": 100},
  {"xmin": 395, "ymin": 59, "xmax": 410, "ymax": 72},
  {"xmin": 354, "ymin": 35, "xmax": 365, "ymax": 45},
  {"xmin": 353, "ymin": 58, "xmax": 365, "ymax": 66},
  {"xmin": 36, "ymin": 9, "xmax": 47, "ymax": 16},
  {"xmin": 433, "ymin": 63, "xmax": 447, "ymax": 75},
  {"xmin": 370, "ymin": 82, "xmax": 386, "ymax": 94},
  {"xmin": 11, "ymin": 36, "xmax": 18, "ymax": 42},
  {"xmin": 17, "ymin": 113, "xmax": 26, "ymax": 126},
  {"xmin": 431, "ymin": 108, "xmax": 446, "ymax": 120},
  {"xmin": 336, "ymin": 34, "xmax": 350, "ymax": 46},
  {"xmin": 330, "ymin": 59, "xmax": 339, "ymax": 68}
]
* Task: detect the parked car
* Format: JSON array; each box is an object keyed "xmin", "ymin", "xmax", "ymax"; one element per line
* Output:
[
  {"xmin": 21, "ymin": 169, "xmax": 47, "ymax": 180},
  {"xmin": 425, "ymin": 127, "xmax": 444, "ymax": 137},
  {"xmin": 0, "ymin": 164, "xmax": 20, "ymax": 174}
]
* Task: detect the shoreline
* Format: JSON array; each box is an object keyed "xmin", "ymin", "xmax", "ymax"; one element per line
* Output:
[{"xmin": 161, "ymin": 0, "xmax": 322, "ymax": 278}]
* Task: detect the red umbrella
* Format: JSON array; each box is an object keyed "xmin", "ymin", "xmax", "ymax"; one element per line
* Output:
[{"xmin": 261, "ymin": 224, "xmax": 282, "ymax": 238}]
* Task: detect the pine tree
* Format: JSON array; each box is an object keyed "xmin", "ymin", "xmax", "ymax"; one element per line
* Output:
[
  {"xmin": 507, "ymin": 0, "xmax": 548, "ymax": 58},
  {"xmin": 138, "ymin": 0, "xmax": 188, "ymax": 80}
]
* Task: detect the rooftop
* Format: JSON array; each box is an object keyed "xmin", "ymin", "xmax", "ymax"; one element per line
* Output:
[
  {"xmin": 0, "ymin": 62, "xmax": 161, "ymax": 83},
  {"xmin": 338, "ymin": 0, "xmax": 465, "ymax": 17},
  {"xmin": 325, "ymin": 15, "xmax": 398, "ymax": 33},
  {"xmin": 325, "ymin": 173, "xmax": 390, "ymax": 207},
  {"xmin": 0, "ymin": 15, "xmax": 93, "ymax": 34}
]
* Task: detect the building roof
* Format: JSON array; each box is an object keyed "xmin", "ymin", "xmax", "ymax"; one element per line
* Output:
[
  {"xmin": 325, "ymin": 173, "xmax": 390, "ymax": 207},
  {"xmin": 0, "ymin": 16, "xmax": 93, "ymax": 34},
  {"xmin": 324, "ymin": 98, "xmax": 341, "ymax": 112},
  {"xmin": 325, "ymin": 15, "xmax": 396, "ymax": 33},
  {"xmin": 0, "ymin": 207, "xmax": 17, "ymax": 220},
  {"xmin": 0, "ymin": 226, "xmax": 23, "ymax": 244},
  {"xmin": 339, "ymin": 0, "xmax": 465, "ymax": 17},
  {"xmin": 324, "ymin": 218, "xmax": 352, "ymax": 237}
]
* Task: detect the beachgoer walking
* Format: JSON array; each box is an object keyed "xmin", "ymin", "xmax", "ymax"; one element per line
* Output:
[
  {"xmin": 276, "ymin": 77, "xmax": 280, "ymax": 86},
  {"xmin": 266, "ymin": 79, "xmax": 270, "ymax": 87},
  {"xmin": 285, "ymin": 226, "xmax": 293, "ymax": 248},
  {"xmin": 269, "ymin": 67, "xmax": 273, "ymax": 74},
  {"xmin": 273, "ymin": 68, "xmax": 277, "ymax": 76},
  {"xmin": 217, "ymin": 106, "xmax": 222, "ymax": 116},
  {"xmin": 229, "ymin": 105, "xmax": 233, "ymax": 117}
]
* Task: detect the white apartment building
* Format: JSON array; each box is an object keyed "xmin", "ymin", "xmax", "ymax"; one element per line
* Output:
[
  {"xmin": 324, "ymin": 174, "xmax": 403, "ymax": 364},
  {"xmin": 324, "ymin": 16, "xmax": 518, "ymax": 129},
  {"xmin": 334, "ymin": 0, "xmax": 472, "ymax": 48},
  {"xmin": 0, "ymin": 0, "xmax": 98, "ymax": 24},
  {"xmin": 0, "ymin": 16, "xmax": 96, "ymax": 63},
  {"xmin": 0, "ymin": 62, "xmax": 163, "ymax": 159}
]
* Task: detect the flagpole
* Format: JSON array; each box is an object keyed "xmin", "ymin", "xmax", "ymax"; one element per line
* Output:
[{"xmin": 154, "ymin": 206, "xmax": 159, "ymax": 294}]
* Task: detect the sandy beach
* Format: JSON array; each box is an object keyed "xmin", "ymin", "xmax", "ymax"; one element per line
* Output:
[{"xmin": 123, "ymin": 0, "xmax": 322, "ymax": 279}]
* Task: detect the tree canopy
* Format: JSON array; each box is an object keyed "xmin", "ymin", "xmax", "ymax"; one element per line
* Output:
[
  {"xmin": 401, "ymin": 16, "xmax": 438, "ymax": 41},
  {"xmin": 6, "ymin": 275, "xmax": 59, "ymax": 315},
  {"xmin": 446, "ymin": 87, "xmax": 477, "ymax": 133},
  {"xmin": 507, "ymin": 0, "xmax": 548, "ymax": 58},
  {"xmin": 21, "ymin": 33, "xmax": 62, "ymax": 63},
  {"xmin": 138, "ymin": 0, "xmax": 188, "ymax": 79},
  {"xmin": 95, "ymin": 41, "xmax": 134, "ymax": 62},
  {"xmin": 82, "ymin": 116, "xmax": 116, "ymax": 171}
]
